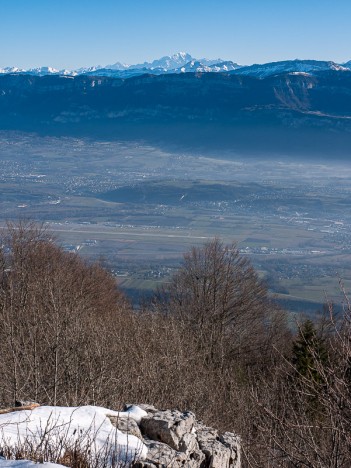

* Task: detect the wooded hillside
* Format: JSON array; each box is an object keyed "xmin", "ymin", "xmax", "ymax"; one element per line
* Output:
[{"xmin": 1, "ymin": 222, "xmax": 350, "ymax": 466}]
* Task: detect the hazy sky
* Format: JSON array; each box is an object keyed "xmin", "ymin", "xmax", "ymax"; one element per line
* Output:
[{"xmin": 1, "ymin": 0, "xmax": 350, "ymax": 69}]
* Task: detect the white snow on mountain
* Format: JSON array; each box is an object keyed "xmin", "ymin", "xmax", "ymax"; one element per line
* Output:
[
  {"xmin": 179, "ymin": 61, "xmax": 213, "ymax": 73},
  {"xmin": 288, "ymin": 72, "xmax": 312, "ymax": 76},
  {"xmin": 106, "ymin": 52, "xmax": 195, "ymax": 71},
  {"xmin": 198, "ymin": 57, "xmax": 226, "ymax": 66},
  {"xmin": 0, "ymin": 66, "xmax": 71, "ymax": 76},
  {"xmin": 74, "ymin": 65, "xmax": 103, "ymax": 74},
  {"xmin": 26, "ymin": 66, "xmax": 61, "ymax": 76},
  {"xmin": 135, "ymin": 52, "xmax": 194, "ymax": 70},
  {"xmin": 231, "ymin": 59, "xmax": 349, "ymax": 78},
  {"xmin": 0, "ymin": 67, "xmax": 26, "ymax": 74},
  {"xmin": 177, "ymin": 59, "xmax": 240, "ymax": 73},
  {"xmin": 105, "ymin": 61, "xmax": 130, "ymax": 71},
  {"xmin": 1, "ymin": 55, "xmax": 350, "ymax": 77}
]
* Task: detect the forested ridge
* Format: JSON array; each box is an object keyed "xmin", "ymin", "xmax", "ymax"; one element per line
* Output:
[
  {"xmin": 1, "ymin": 221, "xmax": 350, "ymax": 466},
  {"xmin": 1, "ymin": 72, "xmax": 351, "ymax": 156}
]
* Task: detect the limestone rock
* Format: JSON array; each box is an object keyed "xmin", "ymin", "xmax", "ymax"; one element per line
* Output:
[
  {"xmin": 108, "ymin": 415, "xmax": 143, "ymax": 440},
  {"xmin": 140, "ymin": 409, "xmax": 196, "ymax": 453},
  {"xmin": 138, "ymin": 408, "xmax": 241, "ymax": 467},
  {"xmin": 220, "ymin": 432, "xmax": 241, "ymax": 468},
  {"xmin": 144, "ymin": 439, "xmax": 187, "ymax": 466},
  {"xmin": 196, "ymin": 424, "xmax": 241, "ymax": 468}
]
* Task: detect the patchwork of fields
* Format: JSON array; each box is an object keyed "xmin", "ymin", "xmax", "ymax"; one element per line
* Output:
[{"xmin": 1, "ymin": 132, "xmax": 350, "ymax": 314}]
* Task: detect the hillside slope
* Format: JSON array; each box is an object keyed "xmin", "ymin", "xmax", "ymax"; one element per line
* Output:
[{"xmin": 1, "ymin": 71, "xmax": 351, "ymax": 156}]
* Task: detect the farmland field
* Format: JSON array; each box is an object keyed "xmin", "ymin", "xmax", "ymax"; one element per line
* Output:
[{"xmin": 1, "ymin": 131, "xmax": 350, "ymax": 314}]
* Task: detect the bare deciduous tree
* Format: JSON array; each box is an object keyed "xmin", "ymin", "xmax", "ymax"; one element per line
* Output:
[
  {"xmin": 153, "ymin": 238, "xmax": 285, "ymax": 370},
  {"xmin": 0, "ymin": 221, "xmax": 129, "ymax": 406}
]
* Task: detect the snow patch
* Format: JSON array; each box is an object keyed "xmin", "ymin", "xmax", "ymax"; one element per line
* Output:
[
  {"xmin": 0, "ymin": 405, "xmax": 147, "ymax": 466},
  {"xmin": 0, "ymin": 460, "xmax": 65, "ymax": 468}
]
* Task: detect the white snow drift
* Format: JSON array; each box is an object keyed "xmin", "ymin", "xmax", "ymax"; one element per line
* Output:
[{"xmin": 0, "ymin": 405, "xmax": 147, "ymax": 466}]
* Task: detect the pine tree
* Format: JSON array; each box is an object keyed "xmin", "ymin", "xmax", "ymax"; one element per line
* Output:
[{"xmin": 292, "ymin": 319, "xmax": 328, "ymax": 384}]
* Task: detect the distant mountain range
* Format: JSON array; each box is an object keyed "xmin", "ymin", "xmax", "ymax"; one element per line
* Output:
[
  {"xmin": 1, "ymin": 52, "xmax": 350, "ymax": 78},
  {"xmin": 1, "ymin": 53, "xmax": 351, "ymax": 157}
]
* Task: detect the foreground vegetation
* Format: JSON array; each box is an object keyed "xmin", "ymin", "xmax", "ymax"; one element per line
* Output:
[{"xmin": 0, "ymin": 222, "xmax": 350, "ymax": 466}]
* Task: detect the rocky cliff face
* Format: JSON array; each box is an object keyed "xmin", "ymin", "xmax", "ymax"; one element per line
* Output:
[
  {"xmin": 1, "ymin": 71, "xmax": 350, "ymax": 156},
  {"xmin": 113, "ymin": 404, "xmax": 241, "ymax": 468},
  {"xmin": 1, "ymin": 71, "xmax": 351, "ymax": 122}
]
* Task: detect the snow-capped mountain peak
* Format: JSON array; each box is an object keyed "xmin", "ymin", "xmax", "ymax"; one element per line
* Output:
[
  {"xmin": 104, "ymin": 62, "xmax": 130, "ymax": 71},
  {"xmin": 27, "ymin": 66, "xmax": 59, "ymax": 75},
  {"xmin": 0, "ymin": 66, "xmax": 71, "ymax": 76},
  {"xmin": 231, "ymin": 59, "xmax": 349, "ymax": 78},
  {"xmin": 0, "ymin": 66, "xmax": 25, "ymax": 74},
  {"xmin": 177, "ymin": 60, "xmax": 240, "ymax": 73},
  {"xmin": 133, "ymin": 52, "xmax": 194, "ymax": 71},
  {"xmin": 105, "ymin": 52, "xmax": 195, "ymax": 71},
  {"xmin": 75, "ymin": 65, "xmax": 104, "ymax": 74},
  {"xmin": 1, "ymin": 56, "xmax": 350, "ymax": 78}
]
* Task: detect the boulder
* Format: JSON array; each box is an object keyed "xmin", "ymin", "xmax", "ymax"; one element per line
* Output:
[
  {"xmin": 140, "ymin": 409, "xmax": 197, "ymax": 453},
  {"xmin": 108, "ymin": 415, "xmax": 143, "ymax": 440},
  {"xmin": 140, "ymin": 439, "xmax": 205, "ymax": 468},
  {"xmin": 196, "ymin": 424, "xmax": 241, "ymax": 468},
  {"xmin": 138, "ymin": 408, "xmax": 240, "ymax": 467},
  {"xmin": 144, "ymin": 439, "xmax": 187, "ymax": 466},
  {"xmin": 220, "ymin": 432, "xmax": 241, "ymax": 468}
]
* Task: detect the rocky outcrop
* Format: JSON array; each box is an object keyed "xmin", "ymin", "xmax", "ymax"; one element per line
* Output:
[
  {"xmin": 0, "ymin": 401, "xmax": 240, "ymax": 467},
  {"xmin": 114, "ymin": 404, "xmax": 241, "ymax": 468}
]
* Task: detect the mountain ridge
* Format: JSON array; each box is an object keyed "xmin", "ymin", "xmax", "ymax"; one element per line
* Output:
[
  {"xmin": 1, "ymin": 70, "xmax": 350, "ymax": 156},
  {"xmin": 1, "ymin": 53, "xmax": 350, "ymax": 78}
]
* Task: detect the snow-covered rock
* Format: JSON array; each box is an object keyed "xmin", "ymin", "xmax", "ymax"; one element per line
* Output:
[
  {"xmin": 0, "ymin": 405, "xmax": 147, "ymax": 466},
  {"xmin": 0, "ymin": 403, "xmax": 241, "ymax": 467}
]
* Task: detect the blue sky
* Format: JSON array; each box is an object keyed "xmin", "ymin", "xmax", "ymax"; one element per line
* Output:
[{"xmin": 1, "ymin": 0, "xmax": 350, "ymax": 69}]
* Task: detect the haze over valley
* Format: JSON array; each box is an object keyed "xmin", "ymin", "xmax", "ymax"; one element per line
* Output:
[{"xmin": 1, "ymin": 130, "xmax": 350, "ymax": 313}]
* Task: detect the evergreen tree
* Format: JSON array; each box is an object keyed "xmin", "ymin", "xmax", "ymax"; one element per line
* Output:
[{"xmin": 292, "ymin": 319, "xmax": 328, "ymax": 384}]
